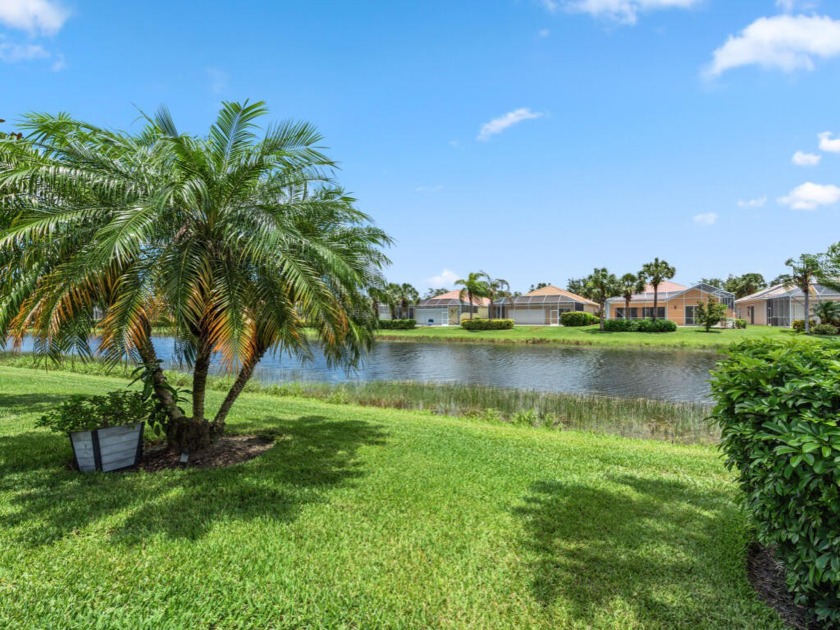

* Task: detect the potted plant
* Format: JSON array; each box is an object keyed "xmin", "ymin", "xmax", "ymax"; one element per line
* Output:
[{"xmin": 37, "ymin": 390, "xmax": 152, "ymax": 472}]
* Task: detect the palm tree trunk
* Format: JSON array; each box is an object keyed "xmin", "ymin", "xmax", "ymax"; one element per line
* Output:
[
  {"xmin": 192, "ymin": 338, "xmax": 213, "ymax": 422},
  {"xmin": 625, "ymin": 297, "xmax": 631, "ymax": 319},
  {"xmin": 652, "ymin": 287, "xmax": 659, "ymax": 321},
  {"xmin": 599, "ymin": 301, "xmax": 605, "ymax": 331},
  {"xmin": 212, "ymin": 343, "xmax": 267, "ymax": 436},
  {"xmin": 137, "ymin": 337, "xmax": 184, "ymax": 425},
  {"xmin": 804, "ymin": 287, "xmax": 811, "ymax": 333}
]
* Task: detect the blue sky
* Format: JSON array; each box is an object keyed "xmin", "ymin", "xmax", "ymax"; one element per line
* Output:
[{"xmin": 3, "ymin": 0, "xmax": 840, "ymax": 293}]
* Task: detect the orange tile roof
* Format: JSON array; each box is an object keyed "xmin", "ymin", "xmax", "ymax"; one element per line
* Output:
[
  {"xmin": 423, "ymin": 289, "xmax": 490, "ymax": 306},
  {"xmin": 525, "ymin": 284, "xmax": 598, "ymax": 306}
]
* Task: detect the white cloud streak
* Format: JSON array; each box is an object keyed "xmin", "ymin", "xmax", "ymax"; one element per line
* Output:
[
  {"xmin": 776, "ymin": 0, "xmax": 819, "ymax": 12},
  {"xmin": 0, "ymin": 0, "xmax": 69, "ymax": 35},
  {"xmin": 705, "ymin": 15, "xmax": 840, "ymax": 78},
  {"xmin": 737, "ymin": 196, "xmax": 767, "ymax": 208},
  {"xmin": 556, "ymin": 0, "xmax": 700, "ymax": 25},
  {"xmin": 0, "ymin": 40, "xmax": 49, "ymax": 62},
  {"xmin": 792, "ymin": 151, "xmax": 821, "ymax": 166},
  {"xmin": 477, "ymin": 108, "xmax": 544, "ymax": 141},
  {"xmin": 778, "ymin": 182, "xmax": 840, "ymax": 210},
  {"xmin": 693, "ymin": 212, "xmax": 717, "ymax": 226},
  {"xmin": 818, "ymin": 131, "xmax": 840, "ymax": 152},
  {"xmin": 427, "ymin": 269, "xmax": 459, "ymax": 288}
]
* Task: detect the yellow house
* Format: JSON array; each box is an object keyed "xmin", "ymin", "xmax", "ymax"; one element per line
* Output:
[{"xmin": 605, "ymin": 281, "xmax": 735, "ymax": 325}]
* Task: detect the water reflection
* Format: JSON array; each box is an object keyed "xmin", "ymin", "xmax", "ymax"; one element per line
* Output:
[{"xmin": 13, "ymin": 336, "xmax": 718, "ymax": 404}]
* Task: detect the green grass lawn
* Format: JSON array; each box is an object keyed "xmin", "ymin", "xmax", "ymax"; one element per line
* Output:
[
  {"xmin": 378, "ymin": 324, "xmax": 800, "ymax": 350},
  {"xmin": 0, "ymin": 367, "xmax": 784, "ymax": 628}
]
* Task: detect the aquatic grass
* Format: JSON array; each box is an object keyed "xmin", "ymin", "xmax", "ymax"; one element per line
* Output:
[{"xmin": 0, "ymin": 353, "xmax": 715, "ymax": 443}]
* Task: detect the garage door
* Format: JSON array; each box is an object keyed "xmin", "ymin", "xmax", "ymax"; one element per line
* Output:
[{"xmin": 512, "ymin": 308, "xmax": 545, "ymax": 325}]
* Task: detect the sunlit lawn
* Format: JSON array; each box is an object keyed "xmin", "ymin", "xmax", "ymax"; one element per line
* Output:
[
  {"xmin": 0, "ymin": 367, "xmax": 785, "ymax": 628},
  {"xmin": 378, "ymin": 324, "xmax": 800, "ymax": 350}
]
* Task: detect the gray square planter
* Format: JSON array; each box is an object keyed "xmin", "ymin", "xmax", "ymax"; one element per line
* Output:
[{"xmin": 69, "ymin": 422, "xmax": 144, "ymax": 473}]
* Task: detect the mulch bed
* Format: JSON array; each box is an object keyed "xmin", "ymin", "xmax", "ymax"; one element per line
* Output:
[
  {"xmin": 746, "ymin": 542, "xmax": 815, "ymax": 629},
  {"xmin": 138, "ymin": 434, "xmax": 275, "ymax": 472}
]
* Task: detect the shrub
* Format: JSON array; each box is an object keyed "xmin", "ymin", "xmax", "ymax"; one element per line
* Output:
[
  {"xmin": 378, "ymin": 319, "xmax": 416, "ymax": 330},
  {"xmin": 461, "ymin": 318, "xmax": 514, "ymax": 331},
  {"xmin": 560, "ymin": 311, "xmax": 598, "ymax": 327},
  {"xmin": 710, "ymin": 339, "xmax": 840, "ymax": 625},
  {"xmin": 735, "ymin": 318, "xmax": 747, "ymax": 329},
  {"xmin": 603, "ymin": 319, "xmax": 676, "ymax": 333},
  {"xmin": 792, "ymin": 319, "xmax": 817, "ymax": 333},
  {"xmin": 36, "ymin": 390, "xmax": 153, "ymax": 434},
  {"xmin": 603, "ymin": 319, "xmax": 637, "ymax": 332},
  {"xmin": 811, "ymin": 323, "xmax": 839, "ymax": 336}
]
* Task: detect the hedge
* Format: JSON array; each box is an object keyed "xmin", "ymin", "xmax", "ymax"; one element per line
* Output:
[
  {"xmin": 710, "ymin": 339, "xmax": 840, "ymax": 625},
  {"xmin": 792, "ymin": 319, "xmax": 817, "ymax": 333},
  {"xmin": 560, "ymin": 311, "xmax": 599, "ymax": 327},
  {"xmin": 377, "ymin": 319, "xmax": 416, "ymax": 330},
  {"xmin": 812, "ymin": 323, "xmax": 839, "ymax": 336},
  {"xmin": 461, "ymin": 318, "xmax": 514, "ymax": 331},
  {"xmin": 603, "ymin": 319, "xmax": 677, "ymax": 333}
]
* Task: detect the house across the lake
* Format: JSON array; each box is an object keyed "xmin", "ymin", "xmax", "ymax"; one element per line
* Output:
[
  {"xmin": 414, "ymin": 290, "xmax": 490, "ymax": 326},
  {"xmin": 735, "ymin": 281, "xmax": 840, "ymax": 327},
  {"xmin": 605, "ymin": 281, "xmax": 735, "ymax": 325},
  {"xmin": 493, "ymin": 285, "xmax": 598, "ymax": 325}
]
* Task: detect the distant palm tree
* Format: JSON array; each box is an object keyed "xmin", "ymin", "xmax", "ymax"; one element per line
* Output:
[
  {"xmin": 619, "ymin": 273, "xmax": 645, "ymax": 320},
  {"xmin": 780, "ymin": 254, "xmax": 824, "ymax": 333},
  {"xmin": 639, "ymin": 258, "xmax": 676, "ymax": 321},
  {"xmin": 582, "ymin": 268, "xmax": 622, "ymax": 331},
  {"xmin": 481, "ymin": 271, "xmax": 510, "ymax": 320},
  {"xmin": 455, "ymin": 272, "xmax": 490, "ymax": 320},
  {"xmin": 813, "ymin": 300, "xmax": 840, "ymax": 327},
  {"xmin": 396, "ymin": 283, "xmax": 419, "ymax": 319}
]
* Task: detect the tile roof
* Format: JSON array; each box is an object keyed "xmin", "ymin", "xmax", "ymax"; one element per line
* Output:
[{"xmin": 417, "ymin": 289, "xmax": 490, "ymax": 307}]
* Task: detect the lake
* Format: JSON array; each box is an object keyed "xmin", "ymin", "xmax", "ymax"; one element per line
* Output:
[{"xmin": 150, "ymin": 337, "xmax": 719, "ymax": 403}]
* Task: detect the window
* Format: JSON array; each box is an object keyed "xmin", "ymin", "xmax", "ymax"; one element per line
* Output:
[
  {"xmin": 642, "ymin": 307, "xmax": 666, "ymax": 319},
  {"xmin": 615, "ymin": 307, "xmax": 639, "ymax": 320}
]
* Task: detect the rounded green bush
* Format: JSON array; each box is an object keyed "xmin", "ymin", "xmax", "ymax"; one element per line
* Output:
[
  {"xmin": 377, "ymin": 319, "xmax": 416, "ymax": 330},
  {"xmin": 461, "ymin": 318, "xmax": 514, "ymax": 331},
  {"xmin": 710, "ymin": 339, "xmax": 840, "ymax": 625},
  {"xmin": 560, "ymin": 311, "xmax": 598, "ymax": 327},
  {"xmin": 811, "ymin": 323, "xmax": 839, "ymax": 336}
]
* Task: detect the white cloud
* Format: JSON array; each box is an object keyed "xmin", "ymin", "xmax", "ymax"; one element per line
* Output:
[
  {"xmin": 737, "ymin": 196, "xmax": 767, "ymax": 208},
  {"xmin": 477, "ymin": 108, "xmax": 544, "ymax": 141},
  {"xmin": 0, "ymin": 0, "xmax": 69, "ymax": 35},
  {"xmin": 427, "ymin": 269, "xmax": 459, "ymax": 288},
  {"xmin": 0, "ymin": 40, "xmax": 49, "ymax": 63},
  {"xmin": 778, "ymin": 182, "xmax": 840, "ymax": 210},
  {"xmin": 538, "ymin": 28, "xmax": 551, "ymax": 38},
  {"xmin": 693, "ymin": 212, "xmax": 717, "ymax": 226},
  {"xmin": 207, "ymin": 67, "xmax": 229, "ymax": 94},
  {"xmin": 818, "ymin": 131, "xmax": 840, "ymax": 152},
  {"xmin": 705, "ymin": 15, "xmax": 840, "ymax": 78},
  {"xmin": 539, "ymin": 0, "xmax": 559, "ymax": 12},
  {"xmin": 792, "ymin": 151, "xmax": 821, "ymax": 166},
  {"xmin": 415, "ymin": 185, "xmax": 443, "ymax": 193},
  {"xmin": 557, "ymin": 0, "xmax": 701, "ymax": 25},
  {"xmin": 776, "ymin": 0, "xmax": 819, "ymax": 12},
  {"xmin": 50, "ymin": 52, "xmax": 65, "ymax": 71}
]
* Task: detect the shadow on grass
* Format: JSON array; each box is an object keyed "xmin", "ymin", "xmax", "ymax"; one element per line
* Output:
[
  {"xmin": 513, "ymin": 474, "xmax": 759, "ymax": 627},
  {"xmin": 0, "ymin": 393, "xmax": 67, "ymax": 415},
  {"xmin": 0, "ymin": 415, "xmax": 387, "ymax": 546}
]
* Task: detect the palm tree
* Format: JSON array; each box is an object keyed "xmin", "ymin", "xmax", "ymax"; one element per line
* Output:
[
  {"xmin": 581, "ymin": 268, "xmax": 622, "ymax": 331},
  {"xmin": 639, "ymin": 258, "xmax": 676, "ymax": 321},
  {"xmin": 780, "ymin": 254, "xmax": 823, "ymax": 333},
  {"xmin": 396, "ymin": 283, "xmax": 419, "ymax": 319},
  {"xmin": 619, "ymin": 273, "xmax": 645, "ymax": 320},
  {"xmin": 813, "ymin": 300, "xmax": 840, "ymax": 327},
  {"xmin": 455, "ymin": 272, "xmax": 490, "ymax": 320},
  {"xmin": 480, "ymin": 271, "xmax": 510, "ymax": 320},
  {"xmin": 0, "ymin": 101, "xmax": 391, "ymax": 451}
]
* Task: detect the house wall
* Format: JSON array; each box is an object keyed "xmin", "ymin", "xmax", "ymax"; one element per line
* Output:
[
  {"xmin": 736, "ymin": 299, "xmax": 768, "ymax": 326},
  {"xmin": 415, "ymin": 308, "xmax": 449, "ymax": 326},
  {"xmin": 607, "ymin": 288, "xmax": 735, "ymax": 325}
]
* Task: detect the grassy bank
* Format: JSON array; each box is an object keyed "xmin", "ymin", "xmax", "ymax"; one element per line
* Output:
[
  {"xmin": 0, "ymin": 367, "xmax": 783, "ymax": 628},
  {"xmin": 0, "ymin": 354, "xmax": 715, "ymax": 443},
  {"xmin": 377, "ymin": 324, "xmax": 798, "ymax": 350}
]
